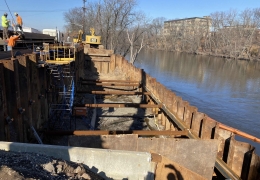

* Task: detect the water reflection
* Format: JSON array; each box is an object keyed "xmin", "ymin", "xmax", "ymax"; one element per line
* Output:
[{"xmin": 134, "ymin": 49, "xmax": 260, "ymax": 153}]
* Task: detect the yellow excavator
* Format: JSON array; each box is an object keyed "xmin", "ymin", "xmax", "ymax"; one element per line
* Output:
[
  {"xmin": 73, "ymin": 28, "xmax": 102, "ymax": 48},
  {"xmin": 73, "ymin": 30, "xmax": 83, "ymax": 43},
  {"xmin": 85, "ymin": 28, "xmax": 101, "ymax": 47}
]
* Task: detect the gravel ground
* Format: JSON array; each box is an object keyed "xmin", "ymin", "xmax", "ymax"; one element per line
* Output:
[{"xmin": 0, "ymin": 150, "xmax": 104, "ymax": 180}]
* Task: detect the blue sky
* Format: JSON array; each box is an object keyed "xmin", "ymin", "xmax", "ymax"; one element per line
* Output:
[{"xmin": 1, "ymin": 0, "xmax": 260, "ymax": 32}]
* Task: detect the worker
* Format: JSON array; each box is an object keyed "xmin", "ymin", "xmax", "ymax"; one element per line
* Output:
[
  {"xmin": 6, "ymin": 33, "xmax": 21, "ymax": 58},
  {"xmin": 1, "ymin": 12, "xmax": 10, "ymax": 40},
  {"xmin": 14, "ymin": 12, "xmax": 23, "ymax": 34}
]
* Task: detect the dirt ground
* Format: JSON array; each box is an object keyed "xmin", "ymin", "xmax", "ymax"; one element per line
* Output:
[{"xmin": 0, "ymin": 150, "xmax": 104, "ymax": 180}]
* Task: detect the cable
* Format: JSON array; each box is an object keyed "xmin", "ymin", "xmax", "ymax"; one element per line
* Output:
[{"xmin": 4, "ymin": 0, "xmax": 16, "ymax": 25}]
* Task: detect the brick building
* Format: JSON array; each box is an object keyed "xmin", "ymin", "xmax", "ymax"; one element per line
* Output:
[{"xmin": 163, "ymin": 16, "xmax": 212, "ymax": 36}]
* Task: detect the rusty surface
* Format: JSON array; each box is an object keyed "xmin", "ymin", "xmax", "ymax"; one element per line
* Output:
[
  {"xmin": 80, "ymin": 78, "xmax": 140, "ymax": 83},
  {"xmin": 154, "ymin": 153, "xmax": 207, "ymax": 180},
  {"xmin": 75, "ymin": 103, "xmax": 162, "ymax": 108},
  {"xmin": 17, "ymin": 56, "xmax": 33, "ymax": 142},
  {"xmin": 81, "ymin": 82, "xmax": 140, "ymax": 86},
  {"xmin": 0, "ymin": 50, "xmax": 33, "ymax": 60},
  {"xmin": 2, "ymin": 60, "xmax": 23, "ymax": 141},
  {"xmin": 227, "ymin": 136, "xmax": 254, "ymax": 179},
  {"xmin": 76, "ymin": 90, "xmax": 150, "ymax": 95},
  {"xmin": 68, "ymin": 135, "xmax": 217, "ymax": 180},
  {"xmin": 0, "ymin": 63, "xmax": 6, "ymax": 140},
  {"xmin": 45, "ymin": 130, "xmax": 188, "ymax": 136}
]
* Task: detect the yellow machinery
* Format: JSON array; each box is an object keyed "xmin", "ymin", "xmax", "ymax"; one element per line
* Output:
[
  {"xmin": 85, "ymin": 28, "xmax": 101, "ymax": 46},
  {"xmin": 73, "ymin": 30, "xmax": 83, "ymax": 43},
  {"xmin": 72, "ymin": 28, "xmax": 103, "ymax": 49}
]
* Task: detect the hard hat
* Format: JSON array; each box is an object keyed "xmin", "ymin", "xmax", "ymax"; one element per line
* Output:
[
  {"xmin": 4, "ymin": 12, "xmax": 8, "ymax": 16},
  {"xmin": 14, "ymin": 12, "xmax": 18, "ymax": 16}
]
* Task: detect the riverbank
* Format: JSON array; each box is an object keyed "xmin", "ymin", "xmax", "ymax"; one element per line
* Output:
[
  {"xmin": 194, "ymin": 51, "xmax": 260, "ymax": 61},
  {"xmin": 147, "ymin": 47, "xmax": 260, "ymax": 61}
]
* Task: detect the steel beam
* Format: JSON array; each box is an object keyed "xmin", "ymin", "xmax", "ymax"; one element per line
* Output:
[
  {"xmin": 44, "ymin": 130, "xmax": 189, "ymax": 136},
  {"xmin": 74, "ymin": 103, "xmax": 162, "ymax": 108},
  {"xmin": 81, "ymin": 82, "xmax": 140, "ymax": 86},
  {"xmin": 76, "ymin": 90, "xmax": 150, "ymax": 95},
  {"xmin": 80, "ymin": 78, "xmax": 140, "ymax": 83}
]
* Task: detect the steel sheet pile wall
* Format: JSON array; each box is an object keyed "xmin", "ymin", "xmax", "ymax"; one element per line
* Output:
[
  {"xmin": 0, "ymin": 54, "xmax": 50, "ymax": 143},
  {"xmin": 81, "ymin": 49, "xmax": 260, "ymax": 179},
  {"xmin": 100, "ymin": 55, "xmax": 260, "ymax": 180}
]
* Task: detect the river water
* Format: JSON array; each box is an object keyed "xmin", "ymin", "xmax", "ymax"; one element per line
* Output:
[{"xmin": 134, "ymin": 49, "xmax": 260, "ymax": 154}]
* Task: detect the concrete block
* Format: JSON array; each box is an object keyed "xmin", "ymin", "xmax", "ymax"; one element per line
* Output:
[{"xmin": 0, "ymin": 141, "xmax": 155, "ymax": 180}]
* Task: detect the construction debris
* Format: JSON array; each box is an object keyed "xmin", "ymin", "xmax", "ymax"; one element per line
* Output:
[{"xmin": 0, "ymin": 150, "xmax": 104, "ymax": 180}]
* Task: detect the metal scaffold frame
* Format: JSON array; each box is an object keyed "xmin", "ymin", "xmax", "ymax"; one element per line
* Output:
[{"xmin": 44, "ymin": 45, "xmax": 76, "ymax": 130}]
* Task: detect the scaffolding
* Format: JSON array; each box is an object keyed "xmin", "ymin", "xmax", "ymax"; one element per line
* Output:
[{"xmin": 44, "ymin": 44, "xmax": 77, "ymax": 130}]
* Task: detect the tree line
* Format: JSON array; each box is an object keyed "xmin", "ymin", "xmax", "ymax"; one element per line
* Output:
[{"xmin": 63, "ymin": 0, "xmax": 260, "ymax": 63}]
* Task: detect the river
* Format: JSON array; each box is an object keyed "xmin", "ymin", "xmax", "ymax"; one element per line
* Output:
[{"xmin": 134, "ymin": 49, "xmax": 260, "ymax": 155}]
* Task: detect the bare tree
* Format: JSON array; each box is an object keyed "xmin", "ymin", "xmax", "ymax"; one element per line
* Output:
[
  {"xmin": 64, "ymin": 0, "xmax": 147, "ymax": 56},
  {"xmin": 126, "ymin": 27, "xmax": 146, "ymax": 64}
]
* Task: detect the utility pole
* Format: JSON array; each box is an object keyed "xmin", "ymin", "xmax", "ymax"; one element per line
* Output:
[{"xmin": 82, "ymin": 0, "xmax": 86, "ymax": 36}]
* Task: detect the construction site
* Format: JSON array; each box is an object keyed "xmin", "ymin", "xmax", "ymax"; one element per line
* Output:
[{"xmin": 0, "ymin": 28, "xmax": 260, "ymax": 179}]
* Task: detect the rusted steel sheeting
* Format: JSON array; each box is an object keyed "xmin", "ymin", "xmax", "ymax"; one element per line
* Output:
[
  {"xmin": 75, "ymin": 103, "xmax": 162, "ymax": 108},
  {"xmin": 201, "ymin": 116, "xmax": 217, "ymax": 140},
  {"xmin": 2, "ymin": 60, "xmax": 23, "ymax": 142},
  {"xmin": 153, "ymin": 153, "xmax": 207, "ymax": 180},
  {"xmin": 17, "ymin": 56, "xmax": 31, "ymax": 142},
  {"xmin": 0, "ymin": 49, "xmax": 33, "ymax": 59},
  {"xmin": 39, "ymin": 65, "xmax": 48, "ymax": 124},
  {"xmin": 28, "ymin": 54, "xmax": 41, "ymax": 128},
  {"xmin": 227, "ymin": 136, "xmax": 255, "ymax": 180},
  {"xmin": 81, "ymin": 82, "xmax": 140, "ymax": 86},
  {"xmin": 191, "ymin": 111, "xmax": 205, "ymax": 138},
  {"xmin": 248, "ymin": 154, "xmax": 260, "ymax": 180},
  {"xmin": 76, "ymin": 90, "xmax": 150, "ymax": 95},
  {"xmin": 0, "ymin": 63, "xmax": 7, "ymax": 141},
  {"xmin": 68, "ymin": 135, "xmax": 218, "ymax": 180},
  {"xmin": 45, "ymin": 130, "xmax": 188, "ymax": 136},
  {"xmin": 80, "ymin": 78, "xmax": 140, "ymax": 83},
  {"xmin": 143, "ymin": 86, "xmax": 240, "ymax": 180}
]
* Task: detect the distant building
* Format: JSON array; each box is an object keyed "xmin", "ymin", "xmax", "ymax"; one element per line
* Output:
[{"xmin": 163, "ymin": 16, "xmax": 212, "ymax": 36}]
